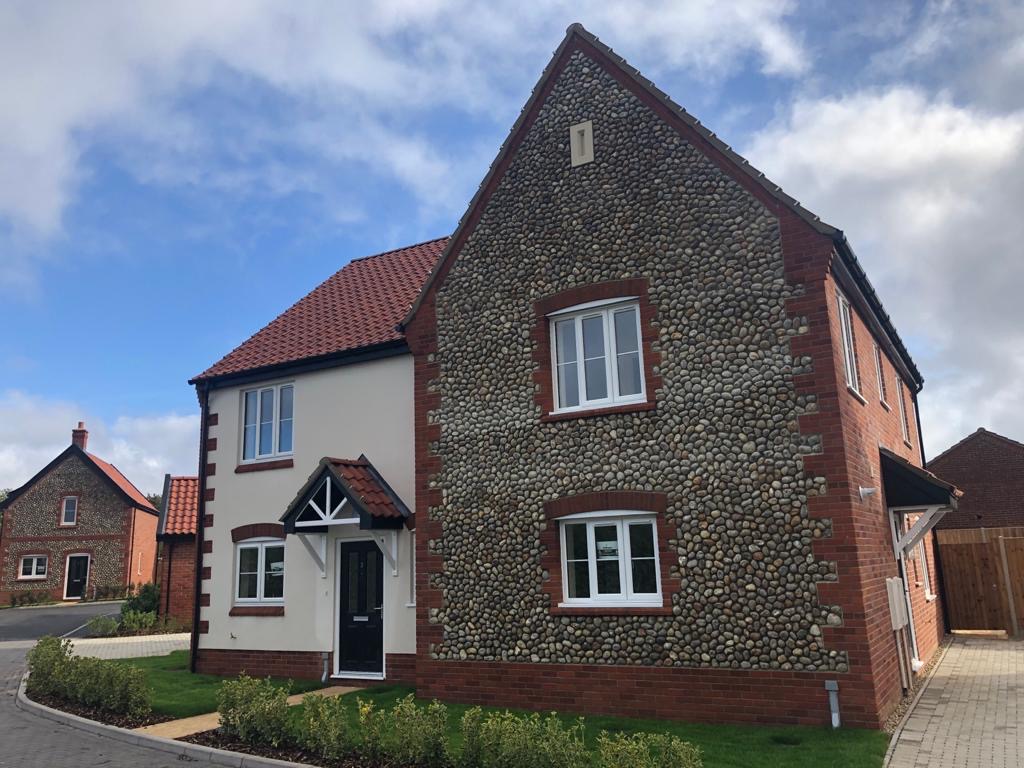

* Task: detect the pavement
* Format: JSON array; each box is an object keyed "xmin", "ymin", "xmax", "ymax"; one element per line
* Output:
[
  {"xmin": 888, "ymin": 636, "xmax": 1024, "ymax": 768},
  {"xmin": 0, "ymin": 602, "xmax": 186, "ymax": 767}
]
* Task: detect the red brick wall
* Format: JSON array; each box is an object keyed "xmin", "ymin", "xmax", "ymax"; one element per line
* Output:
[
  {"xmin": 195, "ymin": 648, "xmax": 416, "ymax": 685},
  {"xmin": 930, "ymin": 430, "xmax": 1024, "ymax": 529},
  {"xmin": 157, "ymin": 536, "xmax": 196, "ymax": 626},
  {"xmin": 129, "ymin": 507, "xmax": 158, "ymax": 588}
]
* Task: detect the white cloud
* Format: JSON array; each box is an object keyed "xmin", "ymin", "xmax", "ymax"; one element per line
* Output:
[
  {"xmin": 0, "ymin": 390, "xmax": 198, "ymax": 495},
  {"xmin": 745, "ymin": 87, "xmax": 1024, "ymax": 456},
  {"xmin": 0, "ymin": 0, "xmax": 806, "ymax": 263}
]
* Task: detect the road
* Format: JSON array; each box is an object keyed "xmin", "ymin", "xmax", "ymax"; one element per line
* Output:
[
  {"xmin": 0, "ymin": 602, "xmax": 181, "ymax": 767},
  {"xmin": 0, "ymin": 601, "xmax": 122, "ymax": 641}
]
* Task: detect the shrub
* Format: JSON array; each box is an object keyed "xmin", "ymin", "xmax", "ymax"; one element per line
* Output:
[
  {"xmin": 597, "ymin": 732, "xmax": 702, "ymax": 768},
  {"xmin": 120, "ymin": 610, "xmax": 156, "ymax": 634},
  {"xmin": 25, "ymin": 637, "xmax": 149, "ymax": 718},
  {"xmin": 458, "ymin": 707, "xmax": 485, "ymax": 768},
  {"xmin": 478, "ymin": 711, "xmax": 588, "ymax": 768},
  {"xmin": 86, "ymin": 615, "xmax": 120, "ymax": 637},
  {"xmin": 356, "ymin": 699, "xmax": 388, "ymax": 760},
  {"xmin": 122, "ymin": 582, "xmax": 159, "ymax": 615},
  {"xmin": 298, "ymin": 693, "xmax": 352, "ymax": 760},
  {"xmin": 26, "ymin": 636, "xmax": 73, "ymax": 698},
  {"xmin": 218, "ymin": 674, "xmax": 291, "ymax": 747},
  {"xmin": 10, "ymin": 590, "xmax": 54, "ymax": 607},
  {"xmin": 390, "ymin": 695, "xmax": 450, "ymax": 766}
]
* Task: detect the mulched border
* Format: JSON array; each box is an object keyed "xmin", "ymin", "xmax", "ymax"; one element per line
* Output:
[
  {"xmin": 882, "ymin": 635, "xmax": 951, "ymax": 733},
  {"xmin": 27, "ymin": 691, "xmax": 172, "ymax": 729},
  {"xmin": 183, "ymin": 730, "xmax": 403, "ymax": 767}
]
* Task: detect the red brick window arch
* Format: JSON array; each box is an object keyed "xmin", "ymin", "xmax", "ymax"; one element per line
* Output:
[{"xmin": 533, "ymin": 279, "xmax": 660, "ymax": 422}]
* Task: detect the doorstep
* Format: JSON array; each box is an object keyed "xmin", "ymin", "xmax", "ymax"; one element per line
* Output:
[{"xmin": 135, "ymin": 684, "xmax": 363, "ymax": 739}]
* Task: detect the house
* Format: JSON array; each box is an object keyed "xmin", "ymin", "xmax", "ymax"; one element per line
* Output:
[
  {"xmin": 0, "ymin": 422, "xmax": 158, "ymax": 604},
  {"xmin": 156, "ymin": 475, "xmax": 199, "ymax": 626},
  {"xmin": 929, "ymin": 428, "xmax": 1024, "ymax": 530},
  {"xmin": 188, "ymin": 24, "xmax": 959, "ymax": 729}
]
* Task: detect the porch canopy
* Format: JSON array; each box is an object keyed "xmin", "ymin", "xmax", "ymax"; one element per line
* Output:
[
  {"xmin": 280, "ymin": 455, "xmax": 412, "ymax": 577},
  {"xmin": 880, "ymin": 447, "xmax": 962, "ymax": 556}
]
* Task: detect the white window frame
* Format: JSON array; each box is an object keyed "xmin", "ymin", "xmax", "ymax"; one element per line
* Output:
[
  {"xmin": 60, "ymin": 496, "xmax": 78, "ymax": 526},
  {"xmin": 234, "ymin": 538, "xmax": 285, "ymax": 604},
  {"xmin": 896, "ymin": 375, "xmax": 911, "ymax": 445},
  {"xmin": 240, "ymin": 382, "xmax": 294, "ymax": 463},
  {"xmin": 549, "ymin": 299, "xmax": 646, "ymax": 414},
  {"xmin": 558, "ymin": 510, "xmax": 662, "ymax": 608},
  {"xmin": 918, "ymin": 541, "xmax": 936, "ymax": 601},
  {"xmin": 873, "ymin": 344, "xmax": 890, "ymax": 408},
  {"xmin": 837, "ymin": 290, "xmax": 861, "ymax": 395},
  {"xmin": 18, "ymin": 555, "xmax": 48, "ymax": 580}
]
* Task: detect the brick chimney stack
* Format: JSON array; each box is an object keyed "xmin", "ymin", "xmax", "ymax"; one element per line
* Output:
[{"xmin": 71, "ymin": 421, "xmax": 88, "ymax": 451}]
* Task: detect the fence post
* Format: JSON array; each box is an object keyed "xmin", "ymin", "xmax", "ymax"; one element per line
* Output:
[{"xmin": 998, "ymin": 536, "xmax": 1019, "ymax": 637}]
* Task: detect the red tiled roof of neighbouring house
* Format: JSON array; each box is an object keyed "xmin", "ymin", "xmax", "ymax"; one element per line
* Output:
[
  {"xmin": 328, "ymin": 457, "xmax": 408, "ymax": 520},
  {"xmin": 86, "ymin": 453, "xmax": 158, "ymax": 513},
  {"xmin": 191, "ymin": 237, "xmax": 448, "ymax": 382},
  {"xmin": 160, "ymin": 476, "xmax": 199, "ymax": 536}
]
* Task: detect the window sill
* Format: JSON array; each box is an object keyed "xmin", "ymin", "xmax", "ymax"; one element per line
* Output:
[
  {"xmin": 542, "ymin": 401, "xmax": 655, "ymax": 423},
  {"xmin": 847, "ymin": 386, "xmax": 867, "ymax": 405},
  {"xmin": 904, "ymin": 440, "xmax": 914, "ymax": 450},
  {"xmin": 229, "ymin": 605, "xmax": 284, "ymax": 616},
  {"xmin": 59, "ymin": 523, "xmax": 77, "ymax": 528},
  {"xmin": 553, "ymin": 603, "xmax": 671, "ymax": 616},
  {"xmin": 235, "ymin": 459, "xmax": 294, "ymax": 474},
  {"xmin": 880, "ymin": 400, "xmax": 891, "ymax": 412},
  {"xmin": 405, "ymin": 602, "xmax": 416, "ymax": 609},
  {"xmin": 16, "ymin": 576, "xmax": 46, "ymax": 582},
  {"xmin": 925, "ymin": 593, "xmax": 937, "ymax": 603}
]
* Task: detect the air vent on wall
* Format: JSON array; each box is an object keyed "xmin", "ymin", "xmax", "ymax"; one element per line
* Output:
[{"xmin": 570, "ymin": 120, "xmax": 594, "ymax": 166}]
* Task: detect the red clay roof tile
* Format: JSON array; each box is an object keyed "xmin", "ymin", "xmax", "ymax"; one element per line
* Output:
[
  {"xmin": 328, "ymin": 458, "xmax": 406, "ymax": 519},
  {"xmin": 192, "ymin": 238, "xmax": 447, "ymax": 382},
  {"xmin": 162, "ymin": 476, "xmax": 199, "ymax": 535}
]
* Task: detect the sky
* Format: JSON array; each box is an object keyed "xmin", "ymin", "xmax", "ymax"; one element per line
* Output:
[{"xmin": 1, "ymin": 1, "xmax": 1022, "ymax": 494}]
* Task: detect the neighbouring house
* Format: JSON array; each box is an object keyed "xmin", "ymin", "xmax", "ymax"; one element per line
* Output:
[
  {"xmin": 188, "ymin": 23, "xmax": 959, "ymax": 729},
  {"xmin": 156, "ymin": 475, "xmax": 199, "ymax": 626},
  {"xmin": 926, "ymin": 429, "xmax": 1024, "ymax": 633},
  {"xmin": 930, "ymin": 428, "xmax": 1024, "ymax": 530},
  {"xmin": 0, "ymin": 422, "xmax": 158, "ymax": 604}
]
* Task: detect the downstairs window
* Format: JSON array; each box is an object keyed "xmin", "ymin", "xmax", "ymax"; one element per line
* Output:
[{"xmin": 235, "ymin": 539, "xmax": 285, "ymax": 604}]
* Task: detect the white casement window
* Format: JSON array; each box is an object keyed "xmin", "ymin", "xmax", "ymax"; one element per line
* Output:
[
  {"xmin": 559, "ymin": 512, "xmax": 662, "ymax": 608},
  {"xmin": 896, "ymin": 375, "xmax": 911, "ymax": 444},
  {"xmin": 919, "ymin": 541, "xmax": 936, "ymax": 601},
  {"xmin": 873, "ymin": 344, "xmax": 889, "ymax": 407},
  {"xmin": 837, "ymin": 291, "xmax": 860, "ymax": 393},
  {"xmin": 19, "ymin": 555, "xmax": 48, "ymax": 580},
  {"xmin": 241, "ymin": 383, "xmax": 294, "ymax": 461},
  {"xmin": 60, "ymin": 496, "xmax": 78, "ymax": 526},
  {"xmin": 235, "ymin": 539, "xmax": 285, "ymax": 603},
  {"xmin": 550, "ymin": 300, "xmax": 645, "ymax": 413}
]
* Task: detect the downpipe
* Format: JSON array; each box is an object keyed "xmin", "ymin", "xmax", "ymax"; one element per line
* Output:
[
  {"xmin": 321, "ymin": 652, "xmax": 330, "ymax": 684},
  {"xmin": 825, "ymin": 680, "xmax": 841, "ymax": 728}
]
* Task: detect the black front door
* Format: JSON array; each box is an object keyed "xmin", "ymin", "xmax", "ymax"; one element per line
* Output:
[
  {"xmin": 338, "ymin": 541, "xmax": 384, "ymax": 674},
  {"xmin": 65, "ymin": 555, "xmax": 89, "ymax": 599}
]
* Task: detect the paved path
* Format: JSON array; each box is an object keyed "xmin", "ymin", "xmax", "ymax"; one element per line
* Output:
[
  {"xmin": 889, "ymin": 636, "xmax": 1024, "ymax": 768},
  {"xmin": 0, "ymin": 636, "xmax": 183, "ymax": 767},
  {"xmin": 71, "ymin": 632, "xmax": 189, "ymax": 659}
]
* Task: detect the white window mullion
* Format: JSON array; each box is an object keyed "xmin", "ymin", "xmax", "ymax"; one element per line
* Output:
[
  {"xmin": 617, "ymin": 520, "xmax": 630, "ymax": 599},
  {"xmin": 575, "ymin": 315, "xmax": 587, "ymax": 407},
  {"xmin": 587, "ymin": 522, "xmax": 599, "ymax": 600},
  {"xmin": 606, "ymin": 310, "xmax": 619, "ymax": 401}
]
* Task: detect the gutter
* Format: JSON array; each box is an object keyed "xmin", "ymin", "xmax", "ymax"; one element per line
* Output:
[{"xmin": 189, "ymin": 382, "xmax": 210, "ymax": 673}]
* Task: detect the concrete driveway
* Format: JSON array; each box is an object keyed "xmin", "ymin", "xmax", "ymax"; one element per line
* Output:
[
  {"xmin": 888, "ymin": 636, "xmax": 1024, "ymax": 767},
  {"xmin": 0, "ymin": 601, "xmax": 122, "ymax": 641}
]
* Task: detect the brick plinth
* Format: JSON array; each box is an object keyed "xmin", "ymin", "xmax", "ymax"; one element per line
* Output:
[{"xmin": 195, "ymin": 648, "xmax": 417, "ymax": 685}]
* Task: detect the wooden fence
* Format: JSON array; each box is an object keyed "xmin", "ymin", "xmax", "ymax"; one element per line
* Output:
[{"xmin": 936, "ymin": 526, "xmax": 1024, "ymax": 634}]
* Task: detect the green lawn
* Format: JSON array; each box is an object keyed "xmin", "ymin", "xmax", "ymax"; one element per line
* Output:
[
  {"xmin": 118, "ymin": 650, "xmax": 322, "ymax": 718},
  {"xmin": 118, "ymin": 653, "xmax": 887, "ymax": 767}
]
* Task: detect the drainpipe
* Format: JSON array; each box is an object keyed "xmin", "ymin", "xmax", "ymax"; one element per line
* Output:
[
  {"xmin": 321, "ymin": 652, "xmax": 330, "ymax": 684},
  {"xmin": 825, "ymin": 680, "xmax": 840, "ymax": 728},
  {"xmin": 189, "ymin": 383, "xmax": 210, "ymax": 673}
]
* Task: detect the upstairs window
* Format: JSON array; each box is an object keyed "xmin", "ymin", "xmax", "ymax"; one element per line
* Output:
[
  {"xmin": 559, "ymin": 512, "xmax": 661, "ymax": 608},
  {"xmin": 19, "ymin": 555, "xmax": 47, "ymax": 580},
  {"xmin": 235, "ymin": 539, "xmax": 285, "ymax": 603},
  {"xmin": 242, "ymin": 383, "xmax": 294, "ymax": 461},
  {"xmin": 61, "ymin": 496, "xmax": 78, "ymax": 526},
  {"xmin": 837, "ymin": 291, "xmax": 860, "ymax": 394},
  {"xmin": 873, "ymin": 344, "xmax": 889, "ymax": 407},
  {"xmin": 550, "ymin": 300, "xmax": 644, "ymax": 413},
  {"xmin": 896, "ymin": 375, "xmax": 912, "ymax": 445}
]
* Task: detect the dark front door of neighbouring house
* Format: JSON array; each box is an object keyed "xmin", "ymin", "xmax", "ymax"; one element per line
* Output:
[
  {"xmin": 65, "ymin": 555, "xmax": 89, "ymax": 599},
  {"xmin": 338, "ymin": 541, "xmax": 384, "ymax": 674}
]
